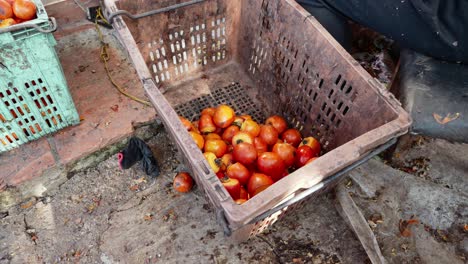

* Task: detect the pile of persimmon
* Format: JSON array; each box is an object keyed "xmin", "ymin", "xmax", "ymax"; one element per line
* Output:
[
  {"xmin": 179, "ymin": 105, "xmax": 321, "ymax": 205},
  {"xmin": 0, "ymin": 0, "xmax": 37, "ymax": 28}
]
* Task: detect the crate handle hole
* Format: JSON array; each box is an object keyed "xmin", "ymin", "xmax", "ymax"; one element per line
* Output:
[
  {"xmin": 23, "ymin": 128, "xmax": 29, "ymax": 137},
  {"xmin": 9, "ymin": 109, "xmax": 17, "ymax": 119},
  {"xmin": 335, "ymin": 74, "xmax": 342, "ymax": 85},
  {"xmin": 47, "ymin": 95, "xmax": 54, "ymax": 104},
  {"xmin": 343, "ymin": 106, "xmax": 350, "ymax": 115}
]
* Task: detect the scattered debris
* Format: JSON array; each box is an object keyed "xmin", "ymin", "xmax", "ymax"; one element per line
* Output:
[
  {"xmin": 162, "ymin": 210, "xmax": 177, "ymax": 222},
  {"xmin": 350, "ymin": 24, "xmax": 396, "ymax": 85},
  {"xmin": 0, "ymin": 211, "xmax": 9, "ymax": 219},
  {"xmin": 110, "ymin": 105, "xmax": 119, "ymax": 112},
  {"xmin": 24, "ymin": 215, "xmax": 38, "ymax": 245},
  {"xmin": 369, "ymin": 213, "xmax": 383, "ymax": 224},
  {"xmin": 86, "ymin": 196, "xmax": 102, "ymax": 214},
  {"xmin": 345, "ymin": 179, "xmax": 353, "ymax": 188},
  {"xmin": 77, "ymin": 65, "xmax": 89, "ymax": 73},
  {"xmin": 292, "ymin": 257, "xmax": 303, "ymax": 263},
  {"xmin": 73, "ymin": 250, "xmax": 82, "ymax": 259},
  {"xmin": 70, "ymin": 194, "xmax": 83, "ymax": 203},
  {"xmin": 400, "ymin": 243, "xmax": 409, "ymax": 252},
  {"xmin": 399, "ymin": 218, "xmax": 419, "ymax": 237},
  {"xmin": 433, "ymin": 112, "xmax": 460, "ymax": 125},
  {"xmin": 143, "ymin": 213, "xmax": 154, "ymax": 221},
  {"xmin": 129, "ymin": 184, "xmax": 139, "ymax": 191},
  {"xmin": 134, "ymin": 177, "xmax": 147, "ymax": 184},
  {"xmin": 398, "ymin": 157, "xmax": 431, "ymax": 178},
  {"xmin": 0, "ymin": 179, "xmax": 6, "ymax": 191},
  {"xmin": 368, "ymin": 220, "xmax": 377, "ymax": 230},
  {"xmin": 424, "ymin": 225, "xmax": 453, "ymax": 243},
  {"xmin": 20, "ymin": 197, "xmax": 37, "ymax": 209}
]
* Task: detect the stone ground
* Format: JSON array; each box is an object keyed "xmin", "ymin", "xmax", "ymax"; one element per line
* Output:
[{"xmin": 1, "ymin": 122, "xmax": 467, "ymax": 264}]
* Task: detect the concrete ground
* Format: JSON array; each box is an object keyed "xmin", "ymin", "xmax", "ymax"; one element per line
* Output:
[{"xmin": 0, "ymin": 123, "xmax": 368, "ymax": 264}]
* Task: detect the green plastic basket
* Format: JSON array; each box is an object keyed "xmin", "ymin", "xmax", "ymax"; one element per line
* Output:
[{"xmin": 0, "ymin": 0, "xmax": 79, "ymax": 153}]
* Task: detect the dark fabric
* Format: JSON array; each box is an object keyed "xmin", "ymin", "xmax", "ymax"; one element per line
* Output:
[
  {"xmin": 298, "ymin": 0, "xmax": 352, "ymax": 51},
  {"xmin": 398, "ymin": 50, "xmax": 468, "ymax": 143},
  {"xmin": 297, "ymin": 0, "xmax": 468, "ymax": 63},
  {"xmin": 119, "ymin": 137, "xmax": 160, "ymax": 177}
]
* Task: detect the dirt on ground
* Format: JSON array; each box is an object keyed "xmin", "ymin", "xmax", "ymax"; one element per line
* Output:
[{"xmin": 0, "ymin": 124, "xmax": 368, "ymax": 264}]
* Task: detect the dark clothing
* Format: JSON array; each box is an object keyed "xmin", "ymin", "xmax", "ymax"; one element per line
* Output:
[{"xmin": 297, "ymin": 0, "xmax": 468, "ymax": 63}]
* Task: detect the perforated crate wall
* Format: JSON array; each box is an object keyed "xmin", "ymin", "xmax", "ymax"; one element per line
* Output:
[{"xmin": 140, "ymin": 15, "xmax": 228, "ymax": 85}]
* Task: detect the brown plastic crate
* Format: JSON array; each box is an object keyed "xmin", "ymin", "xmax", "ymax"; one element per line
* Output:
[{"xmin": 103, "ymin": 0, "xmax": 411, "ymax": 241}]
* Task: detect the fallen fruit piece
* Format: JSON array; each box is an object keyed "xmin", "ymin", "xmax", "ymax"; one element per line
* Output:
[
  {"xmin": 179, "ymin": 116, "xmax": 193, "ymax": 131},
  {"xmin": 199, "ymin": 114, "xmax": 216, "ymax": 133},
  {"xmin": 239, "ymin": 186, "xmax": 249, "ymax": 200},
  {"xmin": 13, "ymin": 0, "xmax": 36, "ymax": 20},
  {"xmin": 257, "ymin": 152, "xmax": 286, "ymax": 182},
  {"xmin": 221, "ymin": 177, "xmax": 241, "ymax": 199},
  {"xmin": 272, "ymin": 142, "xmax": 296, "ymax": 168},
  {"xmin": 259, "ymin": 125, "xmax": 279, "ymax": 146},
  {"xmin": 299, "ymin": 136, "xmax": 321, "ymax": 157},
  {"xmin": 295, "ymin": 145, "xmax": 315, "ymax": 168},
  {"xmin": 232, "ymin": 116, "xmax": 245, "ymax": 127},
  {"xmin": 226, "ymin": 162, "xmax": 251, "ymax": 186},
  {"xmin": 266, "ymin": 115, "xmax": 287, "ymax": 134},
  {"xmin": 204, "ymin": 152, "xmax": 220, "ymax": 173},
  {"xmin": 241, "ymin": 119, "xmax": 261, "ymax": 137},
  {"xmin": 201, "ymin": 107, "xmax": 216, "ymax": 117},
  {"xmin": 204, "ymin": 139, "xmax": 227, "ymax": 158},
  {"xmin": 0, "ymin": 0, "xmax": 13, "ymax": 20},
  {"xmin": 282, "ymin": 128, "xmax": 302, "ymax": 147},
  {"xmin": 232, "ymin": 131, "xmax": 254, "ymax": 146},
  {"xmin": 189, "ymin": 131, "xmax": 204, "ymax": 150},
  {"xmin": 233, "ymin": 142, "xmax": 257, "ymax": 166},
  {"xmin": 399, "ymin": 218, "xmax": 419, "ymax": 237},
  {"xmin": 213, "ymin": 104, "xmax": 235, "ymax": 128},
  {"xmin": 0, "ymin": 17, "xmax": 15, "ymax": 28},
  {"xmin": 219, "ymin": 153, "xmax": 233, "ymax": 171},
  {"xmin": 248, "ymin": 173, "xmax": 274, "ymax": 196},
  {"xmin": 204, "ymin": 133, "xmax": 221, "ymax": 140},
  {"xmin": 222, "ymin": 125, "xmax": 240, "ymax": 143},
  {"xmin": 173, "ymin": 172, "xmax": 194, "ymax": 193}
]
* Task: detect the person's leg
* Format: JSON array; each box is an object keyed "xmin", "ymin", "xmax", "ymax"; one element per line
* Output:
[
  {"xmin": 298, "ymin": 0, "xmax": 468, "ymax": 63},
  {"xmin": 296, "ymin": 0, "xmax": 352, "ymax": 51}
]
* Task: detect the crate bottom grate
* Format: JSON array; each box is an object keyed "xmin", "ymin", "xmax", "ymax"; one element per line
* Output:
[{"xmin": 175, "ymin": 82, "xmax": 266, "ymax": 122}]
